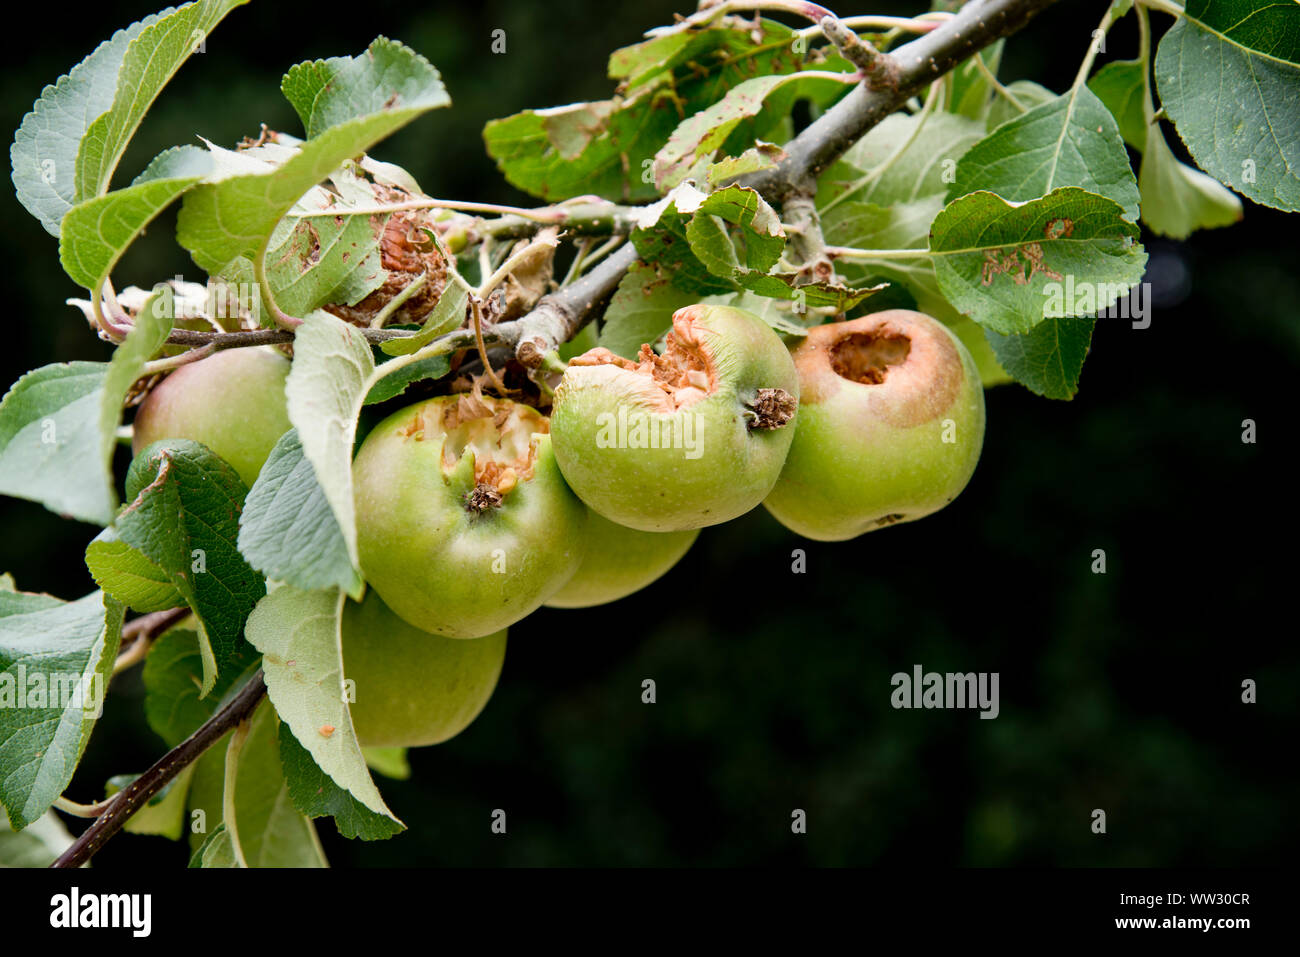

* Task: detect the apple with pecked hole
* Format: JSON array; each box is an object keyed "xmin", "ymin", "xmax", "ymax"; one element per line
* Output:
[
  {"xmin": 549, "ymin": 304, "xmax": 800, "ymax": 532},
  {"xmin": 353, "ymin": 394, "xmax": 587, "ymax": 637},
  {"xmin": 763, "ymin": 310, "xmax": 985, "ymax": 541},
  {"xmin": 131, "ymin": 347, "xmax": 292, "ymax": 489}
]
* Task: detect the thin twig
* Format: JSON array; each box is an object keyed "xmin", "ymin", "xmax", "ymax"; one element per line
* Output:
[{"xmin": 51, "ymin": 670, "xmax": 267, "ymax": 868}]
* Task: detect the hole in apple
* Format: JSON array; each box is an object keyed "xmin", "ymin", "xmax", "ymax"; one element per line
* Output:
[{"xmin": 829, "ymin": 332, "xmax": 911, "ymax": 385}]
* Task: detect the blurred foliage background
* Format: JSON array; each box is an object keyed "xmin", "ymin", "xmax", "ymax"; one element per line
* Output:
[{"xmin": 2, "ymin": 0, "xmax": 1296, "ymax": 867}]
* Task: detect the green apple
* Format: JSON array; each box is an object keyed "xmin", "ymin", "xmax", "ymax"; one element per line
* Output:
[
  {"xmin": 132, "ymin": 347, "xmax": 291, "ymax": 488},
  {"xmin": 763, "ymin": 310, "xmax": 985, "ymax": 541},
  {"xmin": 342, "ymin": 590, "xmax": 505, "ymax": 748},
  {"xmin": 545, "ymin": 511, "xmax": 698, "ymax": 608},
  {"xmin": 353, "ymin": 395, "xmax": 587, "ymax": 637},
  {"xmin": 549, "ymin": 304, "xmax": 799, "ymax": 532}
]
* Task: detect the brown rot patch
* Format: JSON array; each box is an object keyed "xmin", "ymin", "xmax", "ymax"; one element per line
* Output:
[
  {"xmin": 746, "ymin": 388, "xmax": 797, "ymax": 430},
  {"xmin": 830, "ymin": 332, "xmax": 911, "ymax": 385},
  {"xmin": 569, "ymin": 310, "xmax": 719, "ymax": 411},
  {"xmin": 464, "ymin": 483, "xmax": 504, "ymax": 514}
]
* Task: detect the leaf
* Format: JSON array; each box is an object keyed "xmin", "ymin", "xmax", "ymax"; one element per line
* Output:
[
  {"xmin": 244, "ymin": 585, "xmax": 400, "ymax": 828},
  {"xmin": 683, "ymin": 185, "xmax": 785, "ymax": 280},
  {"xmin": 177, "ymin": 38, "xmax": 449, "ymax": 279},
  {"xmin": 10, "ymin": 10, "xmax": 164, "ymax": 235},
  {"xmin": 654, "ymin": 71, "xmax": 851, "ymax": 190},
  {"xmin": 630, "ymin": 184, "xmax": 735, "ymax": 296},
  {"xmin": 284, "ymin": 313, "xmax": 375, "ymax": 576},
  {"xmin": 378, "ymin": 281, "xmax": 468, "ymax": 356},
  {"xmin": 363, "ymin": 747, "xmax": 411, "ymax": 781},
  {"xmin": 485, "ymin": 20, "xmax": 816, "ymax": 203},
  {"xmin": 73, "ymin": 0, "xmax": 249, "ymax": 204},
  {"xmin": 118, "ymin": 440, "xmax": 263, "ymax": 695},
  {"xmin": 706, "ymin": 144, "xmax": 784, "ymax": 187},
  {"xmin": 1088, "ymin": 56, "xmax": 1243, "ymax": 238},
  {"xmin": 1088, "ymin": 60, "xmax": 1148, "ymax": 149},
  {"xmin": 0, "ymin": 288, "xmax": 172, "ymax": 525},
  {"xmin": 948, "ymin": 85, "xmax": 1141, "ymax": 222},
  {"xmin": 143, "ymin": 627, "xmax": 243, "ymax": 748},
  {"xmin": 85, "ymin": 528, "xmax": 185, "ymax": 613},
  {"xmin": 598, "ymin": 262, "xmax": 698, "ymax": 359},
  {"xmin": 984, "ymin": 317, "xmax": 1096, "ymax": 399},
  {"xmin": 0, "ymin": 590, "xmax": 124, "ymax": 830},
  {"xmin": 60, "ymin": 146, "xmax": 212, "ymax": 290},
  {"xmin": 818, "ymin": 112, "xmax": 987, "ymax": 211},
  {"xmin": 928, "ymin": 188, "xmax": 1147, "ymax": 335},
  {"xmin": 1139, "ymin": 123, "xmax": 1244, "ymax": 239},
  {"xmin": 279, "ymin": 724, "xmax": 404, "ymax": 841},
  {"xmin": 106, "ymin": 767, "xmax": 194, "ymax": 840},
  {"xmin": 1155, "ymin": 0, "xmax": 1300, "ymax": 211},
  {"xmin": 223, "ymin": 701, "xmax": 327, "ymax": 867},
  {"xmin": 0, "ymin": 810, "xmax": 76, "ymax": 867},
  {"xmin": 189, "ymin": 822, "xmax": 239, "ymax": 867},
  {"xmin": 363, "ymin": 355, "xmax": 452, "ymax": 404},
  {"xmin": 238, "ymin": 429, "xmax": 363, "ymax": 596},
  {"xmin": 264, "ymin": 209, "xmax": 387, "ymax": 319},
  {"xmin": 281, "ymin": 37, "xmax": 451, "ymax": 139},
  {"xmin": 985, "ymin": 81, "xmax": 1060, "ymax": 131}
]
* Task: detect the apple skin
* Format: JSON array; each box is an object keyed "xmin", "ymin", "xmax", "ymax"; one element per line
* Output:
[
  {"xmin": 549, "ymin": 304, "xmax": 799, "ymax": 532},
  {"xmin": 342, "ymin": 590, "xmax": 506, "ymax": 748},
  {"xmin": 353, "ymin": 395, "xmax": 587, "ymax": 638},
  {"xmin": 763, "ymin": 310, "xmax": 985, "ymax": 541},
  {"xmin": 132, "ymin": 347, "xmax": 292, "ymax": 488},
  {"xmin": 545, "ymin": 511, "xmax": 699, "ymax": 609}
]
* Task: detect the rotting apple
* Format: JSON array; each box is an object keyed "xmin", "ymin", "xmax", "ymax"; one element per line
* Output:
[
  {"xmin": 353, "ymin": 394, "xmax": 587, "ymax": 637},
  {"xmin": 549, "ymin": 304, "xmax": 799, "ymax": 532},
  {"xmin": 545, "ymin": 510, "xmax": 699, "ymax": 609},
  {"xmin": 342, "ymin": 589, "xmax": 505, "ymax": 748},
  {"xmin": 763, "ymin": 310, "xmax": 985, "ymax": 541},
  {"xmin": 131, "ymin": 347, "xmax": 292, "ymax": 488}
]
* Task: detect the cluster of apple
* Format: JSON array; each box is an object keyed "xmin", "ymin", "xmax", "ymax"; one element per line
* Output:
[{"xmin": 131, "ymin": 304, "xmax": 985, "ymax": 750}]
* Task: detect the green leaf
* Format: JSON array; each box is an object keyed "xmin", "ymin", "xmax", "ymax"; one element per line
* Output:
[
  {"xmin": 485, "ymin": 20, "xmax": 816, "ymax": 203},
  {"xmin": 238, "ymin": 429, "xmax": 363, "ymax": 597},
  {"xmin": 985, "ymin": 81, "xmax": 1059, "ymax": 132},
  {"xmin": 118, "ymin": 440, "xmax": 263, "ymax": 695},
  {"xmin": 598, "ymin": 262, "xmax": 698, "ymax": 359},
  {"xmin": 284, "ymin": 313, "xmax": 375, "ymax": 576},
  {"xmin": 0, "ymin": 288, "xmax": 173, "ymax": 525},
  {"xmin": 363, "ymin": 355, "xmax": 452, "ymax": 403},
  {"xmin": 279, "ymin": 724, "xmax": 404, "ymax": 840},
  {"xmin": 928, "ymin": 188, "xmax": 1147, "ymax": 335},
  {"xmin": 818, "ymin": 112, "xmax": 986, "ymax": 211},
  {"xmin": 683, "ymin": 185, "xmax": 785, "ymax": 280},
  {"xmin": 60, "ymin": 146, "xmax": 212, "ymax": 291},
  {"xmin": 631, "ymin": 184, "xmax": 735, "ymax": 296},
  {"xmin": 984, "ymin": 317, "xmax": 1096, "ymax": 399},
  {"xmin": 282, "ymin": 37, "xmax": 451, "ymax": 139},
  {"xmin": 1139, "ymin": 123, "xmax": 1244, "ymax": 239},
  {"xmin": 654, "ymin": 71, "xmax": 851, "ymax": 190},
  {"xmin": 244, "ymin": 585, "xmax": 400, "ymax": 828},
  {"xmin": 188, "ymin": 822, "xmax": 239, "ymax": 867},
  {"xmin": 177, "ymin": 38, "xmax": 449, "ymax": 279},
  {"xmin": 264, "ymin": 212, "xmax": 387, "ymax": 319},
  {"xmin": 1155, "ymin": 0, "xmax": 1300, "ymax": 212},
  {"xmin": 10, "ymin": 10, "xmax": 164, "ymax": 235},
  {"xmin": 0, "ymin": 810, "xmax": 76, "ymax": 867},
  {"xmin": 706, "ymin": 144, "xmax": 784, "ymax": 187},
  {"xmin": 85, "ymin": 528, "xmax": 186, "ymax": 612},
  {"xmin": 223, "ymin": 701, "xmax": 328, "ymax": 867},
  {"xmin": 948, "ymin": 85, "xmax": 1141, "ymax": 222},
  {"xmin": 1087, "ymin": 57, "xmax": 1244, "ymax": 238},
  {"xmin": 74, "ymin": 0, "xmax": 249, "ymax": 204},
  {"xmin": 143, "ymin": 627, "xmax": 243, "ymax": 748},
  {"xmin": 1088, "ymin": 60, "xmax": 1148, "ymax": 149},
  {"xmin": 378, "ymin": 281, "xmax": 467, "ymax": 356},
  {"xmin": 0, "ymin": 590, "xmax": 124, "ymax": 830},
  {"xmin": 106, "ymin": 767, "xmax": 194, "ymax": 840},
  {"xmin": 363, "ymin": 747, "xmax": 411, "ymax": 781}
]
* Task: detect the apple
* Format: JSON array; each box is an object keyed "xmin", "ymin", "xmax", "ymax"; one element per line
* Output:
[{"xmin": 545, "ymin": 511, "xmax": 698, "ymax": 608}]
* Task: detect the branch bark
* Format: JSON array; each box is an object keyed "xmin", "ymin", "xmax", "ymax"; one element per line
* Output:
[{"xmin": 51, "ymin": 670, "xmax": 268, "ymax": 869}]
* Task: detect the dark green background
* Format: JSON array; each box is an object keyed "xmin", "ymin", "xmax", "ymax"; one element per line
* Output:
[{"xmin": 2, "ymin": 0, "xmax": 1295, "ymax": 866}]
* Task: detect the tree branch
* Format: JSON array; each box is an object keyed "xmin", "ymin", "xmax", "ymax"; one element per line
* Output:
[{"xmin": 51, "ymin": 670, "xmax": 268, "ymax": 869}]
